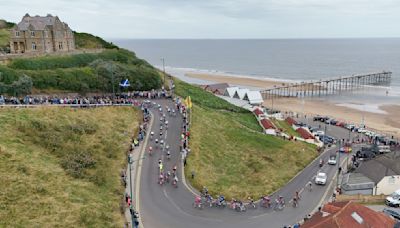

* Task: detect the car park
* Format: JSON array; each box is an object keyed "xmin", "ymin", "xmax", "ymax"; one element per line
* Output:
[
  {"xmin": 386, "ymin": 189, "xmax": 400, "ymax": 207},
  {"xmin": 383, "ymin": 208, "xmax": 400, "ymax": 220},
  {"xmin": 315, "ymin": 172, "xmax": 327, "ymax": 185},
  {"xmin": 328, "ymin": 155, "xmax": 337, "ymax": 165},
  {"xmin": 357, "ymin": 128, "xmax": 367, "ymax": 133}
]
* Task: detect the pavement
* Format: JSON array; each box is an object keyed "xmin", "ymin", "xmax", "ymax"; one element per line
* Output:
[{"xmin": 134, "ymin": 99, "xmax": 368, "ymax": 228}]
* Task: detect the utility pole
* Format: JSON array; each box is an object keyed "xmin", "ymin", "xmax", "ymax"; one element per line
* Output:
[
  {"xmin": 336, "ymin": 140, "xmax": 341, "ymax": 188},
  {"xmin": 161, "ymin": 58, "xmax": 166, "ymax": 86}
]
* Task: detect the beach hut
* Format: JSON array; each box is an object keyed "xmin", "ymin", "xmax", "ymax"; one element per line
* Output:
[
  {"xmin": 260, "ymin": 118, "xmax": 277, "ymax": 135},
  {"xmin": 243, "ymin": 91, "xmax": 263, "ymax": 105},
  {"xmin": 285, "ymin": 117, "xmax": 297, "ymax": 126},
  {"xmin": 296, "ymin": 127, "xmax": 314, "ymax": 140},
  {"xmin": 253, "ymin": 108, "xmax": 265, "ymax": 120},
  {"xmin": 233, "ymin": 88, "xmax": 249, "ymax": 100},
  {"xmin": 224, "ymin": 87, "xmax": 239, "ymax": 98}
]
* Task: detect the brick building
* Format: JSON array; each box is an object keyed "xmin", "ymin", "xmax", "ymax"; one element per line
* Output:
[{"xmin": 9, "ymin": 13, "xmax": 75, "ymax": 54}]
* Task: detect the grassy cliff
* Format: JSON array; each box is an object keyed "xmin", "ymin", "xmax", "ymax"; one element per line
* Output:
[
  {"xmin": 174, "ymin": 79, "xmax": 317, "ymax": 199},
  {"xmin": 0, "ymin": 49, "xmax": 162, "ymax": 95},
  {"xmin": 0, "ymin": 107, "xmax": 141, "ymax": 226},
  {"xmin": 73, "ymin": 32, "xmax": 118, "ymax": 49}
]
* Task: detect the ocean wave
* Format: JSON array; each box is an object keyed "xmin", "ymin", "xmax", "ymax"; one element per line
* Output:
[{"xmin": 161, "ymin": 66, "xmax": 298, "ymax": 84}]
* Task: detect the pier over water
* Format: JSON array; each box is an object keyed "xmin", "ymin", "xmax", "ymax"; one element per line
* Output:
[{"xmin": 261, "ymin": 71, "xmax": 392, "ymax": 99}]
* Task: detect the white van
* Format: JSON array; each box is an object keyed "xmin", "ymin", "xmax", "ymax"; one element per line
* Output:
[{"xmin": 386, "ymin": 189, "xmax": 400, "ymax": 207}]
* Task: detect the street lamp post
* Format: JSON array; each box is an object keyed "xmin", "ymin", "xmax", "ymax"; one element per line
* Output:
[
  {"xmin": 161, "ymin": 58, "xmax": 166, "ymax": 86},
  {"xmin": 336, "ymin": 140, "xmax": 341, "ymax": 188}
]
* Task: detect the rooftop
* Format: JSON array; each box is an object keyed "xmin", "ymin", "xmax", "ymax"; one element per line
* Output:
[
  {"xmin": 341, "ymin": 173, "xmax": 375, "ymax": 191},
  {"xmin": 356, "ymin": 152, "xmax": 400, "ymax": 183},
  {"xmin": 303, "ymin": 201, "xmax": 396, "ymax": 228}
]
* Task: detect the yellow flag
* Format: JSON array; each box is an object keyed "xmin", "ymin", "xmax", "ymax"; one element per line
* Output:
[
  {"xmin": 188, "ymin": 96, "xmax": 192, "ymax": 109},
  {"xmin": 184, "ymin": 96, "xmax": 189, "ymax": 107}
]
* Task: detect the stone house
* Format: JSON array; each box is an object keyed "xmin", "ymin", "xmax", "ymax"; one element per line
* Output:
[{"xmin": 9, "ymin": 13, "xmax": 75, "ymax": 54}]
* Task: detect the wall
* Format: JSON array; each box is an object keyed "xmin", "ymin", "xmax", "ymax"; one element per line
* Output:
[
  {"xmin": 336, "ymin": 193, "xmax": 387, "ymax": 203},
  {"xmin": 376, "ymin": 175, "xmax": 400, "ymax": 195}
]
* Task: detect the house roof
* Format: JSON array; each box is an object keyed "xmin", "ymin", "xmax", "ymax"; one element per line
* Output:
[
  {"xmin": 15, "ymin": 14, "xmax": 69, "ymax": 31},
  {"xmin": 243, "ymin": 91, "xmax": 263, "ymax": 105},
  {"xmin": 296, "ymin": 127, "xmax": 314, "ymax": 139},
  {"xmin": 341, "ymin": 173, "xmax": 375, "ymax": 191},
  {"xmin": 285, "ymin": 117, "xmax": 297, "ymax": 125},
  {"xmin": 253, "ymin": 108, "xmax": 264, "ymax": 116},
  {"xmin": 260, "ymin": 119, "xmax": 275, "ymax": 130},
  {"xmin": 303, "ymin": 201, "xmax": 396, "ymax": 228},
  {"xmin": 224, "ymin": 87, "xmax": 239, "ymax": 98},
  {"xmin": 356, "ymin": 152, "xmax": 400, "ymax": 183},
  {"xmin": 205, "ymin": 83, "xmax": 229, "ymax": 92},
  {"xmin": 233, "ymin": 88, "xmax": 249, "ymax": 100}
]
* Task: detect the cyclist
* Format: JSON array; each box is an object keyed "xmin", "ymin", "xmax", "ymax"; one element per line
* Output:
[
  {"xmin": 148, "ymin": 146, "xmax": 153, "ymax": 156},
  {"xmin": 173, "ymin": 175, "xmax": 179, "ymax": 187},
  {"xmin": 293, "ymin": 196, "xmax": 298, "ymax": 207},
  {"xmin": 218, "ymin": 195, "xmax": 226, "ymax": 206},
  {"xmin": 295, "ymin": 191, "xmax": 301, "ymax": 201},
  {"xmin": 167, "ymin": 150, "xmax": 171, "ymax": 160},
  {"xmin": 166, "ymin": 171, "xmax": 171, "ymax": 183},
  {"xmin": 172, "ymin": 165, "xmax": 177, "ymax": 175},
  {"xmin": 159, "ymin": 172, "xmax": 164, "ymax": 185},
  {"xmin": 307, "ymin": 181, "xmax": 313, "ymax": 192},
  {"xmin": 194, "ymin": 195, "xmax": 202, "ymax": 208},
  {"xmin": 248, "ymin": 197, "xmax": 256, "ymax": 208},
  {"xmin": 155, "ymin": 138, "xmax": 158, "ymax": 144},
  {"xmin": 150, "ymin": 131, "xmax": 154, "ymax": 140}
]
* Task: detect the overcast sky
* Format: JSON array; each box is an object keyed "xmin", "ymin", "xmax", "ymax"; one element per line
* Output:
[{"xmin": 1, "ymin": 0, "xmax": 400, "ymax": 39}]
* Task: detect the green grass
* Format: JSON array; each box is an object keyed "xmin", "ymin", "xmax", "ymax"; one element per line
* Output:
[
  {"xmin": 271, "ymin": 118, "xmax": 301, "ymax": 137},
  {"xmin": 0, "ymin": 107, "xmax": 141, "ymax": 227},
  {"xmin": 0, "ymin": 19, "xmax": 14, "ymax": 50},
  {"xmin": 174, "ymin": 78, "xmax": 317, "ymax": 199},
  {"xmin": 74, "ymin": 32, "xmax": 118, "ymax": 49},
  {"xmin": 0, "ymin": 49, "xmax": 162, "ymax": 95}
]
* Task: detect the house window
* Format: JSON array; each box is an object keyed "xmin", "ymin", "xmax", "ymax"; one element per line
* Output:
[
  {"xmin": 58, "ymin": 42, "xmax": 63, "ymax": 50},
  {"xmin": 15, "ymin": 31, "xmax": 20, "ymax": 37},
  {"xmin": 31, "ymin": 31, "xmax": 35, "ymax": 37},
  {"xmin": 32, "ymin": 42, "xmax": 37, "ymax": 50}
]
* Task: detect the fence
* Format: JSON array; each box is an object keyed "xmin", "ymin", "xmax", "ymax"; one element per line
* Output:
[{"xmin": 336, "ymin": 194, "xmax": 387, "ymax": 203}]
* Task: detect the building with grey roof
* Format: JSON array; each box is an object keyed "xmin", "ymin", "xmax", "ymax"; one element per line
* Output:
[
  {"xmin": 341, "ymin": 172, "xmax": 375, "ymax": 195},
  {"xmin": 9, "ymin": 13, "xmax": 75, "ymax": 54}
]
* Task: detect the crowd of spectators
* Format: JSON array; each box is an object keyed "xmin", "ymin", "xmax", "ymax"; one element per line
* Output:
[{"xmin": 0, "ymin": 90, "xmax": 168, "ymax": 106}]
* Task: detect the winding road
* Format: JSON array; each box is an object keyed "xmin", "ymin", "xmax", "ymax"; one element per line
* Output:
[{"xmin": 136, "ymin": 98, "xmax": 361, "ymax": 228}]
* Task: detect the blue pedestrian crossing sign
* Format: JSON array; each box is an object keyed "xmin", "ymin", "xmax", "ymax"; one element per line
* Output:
[{"xmin": 119, "ymin": 79, "xmax": 130, "ymax": 87}]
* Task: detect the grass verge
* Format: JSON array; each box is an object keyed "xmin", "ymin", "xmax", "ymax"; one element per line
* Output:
[
  {"xmin": 271, "ymin": 118, "xmax": 301, "ymax": 137},
  {"xmin": 174, "ymin": 78, "xmax": 317, "ymax": 199},
  {"xmin": 0, "ymin": 107, "xmax": 141, "ymax": 227}
]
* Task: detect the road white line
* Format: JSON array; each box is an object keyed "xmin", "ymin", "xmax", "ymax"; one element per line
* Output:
[
  {"xmin": 162, "ymin": 188, "xmax": 223, "ymax": 222},
  {"xmin": 135, "ymin": 111, "xmax": 154, "ymax": 228}
]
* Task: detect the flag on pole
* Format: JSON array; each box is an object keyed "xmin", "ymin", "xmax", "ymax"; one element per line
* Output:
[
  {"xmin": 188, "ymin": 96, "xmax": 192, "ymax": 109},
  {"xmin": 184, "ymin": 96, "xmax": 193, "ymax": 109},
  {"xmin": 119, "ymin": 79, "xmax": 130, "ymax": 87}
]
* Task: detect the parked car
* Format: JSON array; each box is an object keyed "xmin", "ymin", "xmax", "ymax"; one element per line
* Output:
[
  {"xmin": 357, "ymin": 128, "xmax": 367, "ymax": 133},
  {"xmin": 330, "ymin": 119, "xmax": 338, "ymax": 125},
  {"xmin": 315, "ymin": 130, "xmax": 325, "ymax": 137},
  {"xmin": 328, "ymin": 155, "xmax": 337, "ymax": 165},
  {"xmin": 383, "ymin": 208, "xmax": 400, "ymax": 220},
  {"xmin": 315, "ymin": 172, "xmax": 327, "ymax": 185},
  {"xmin": 345, "ymin": 124, "xmax": 355, "ymax": 130},
  {"xmin": 386, "ymin": 189, "xmax": 400, "ymax": 207}
]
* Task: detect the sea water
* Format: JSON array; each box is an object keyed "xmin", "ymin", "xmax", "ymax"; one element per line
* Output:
[{"xmin": 114, "ymin": 39, "xmax": 400, "ymax": 111}]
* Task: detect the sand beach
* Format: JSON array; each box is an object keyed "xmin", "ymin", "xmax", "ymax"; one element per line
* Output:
[{"xmin": 185, "ymin": 72, "xmax": 400, "ymax": 138}]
